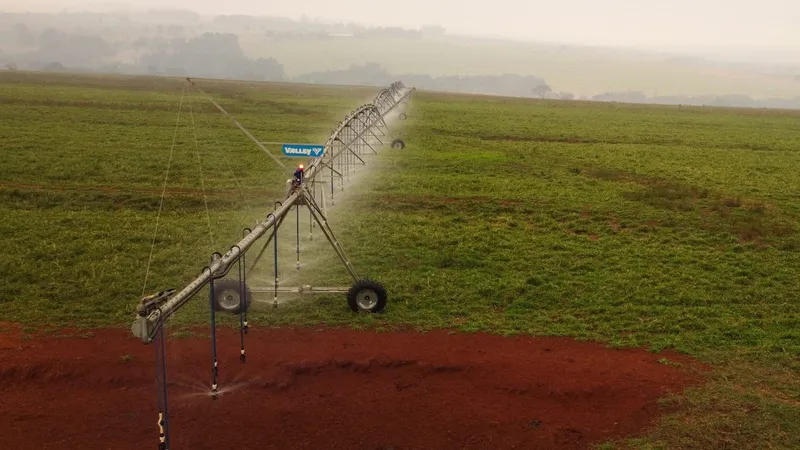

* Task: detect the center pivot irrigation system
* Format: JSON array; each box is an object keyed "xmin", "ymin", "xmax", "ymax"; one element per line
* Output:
[{"xmin": 132, "ymin": 80, "xmax": 414, "ymax": 450}]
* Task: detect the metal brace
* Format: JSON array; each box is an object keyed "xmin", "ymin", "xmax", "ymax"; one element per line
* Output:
[{"xmin": 137, "ymin": 289, "xmax": 176, "ymax": 317}]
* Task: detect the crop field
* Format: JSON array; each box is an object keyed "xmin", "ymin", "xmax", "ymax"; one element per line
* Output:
[{"xmin": 1, "ymin": 71, "xmax": 799, "ymax": 449}]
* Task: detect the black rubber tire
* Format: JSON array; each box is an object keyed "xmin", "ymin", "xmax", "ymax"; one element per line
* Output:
[
  {"xmin": 399, "ymin": 113, "xmax": 407, "ymax": 120},
  {"xmin": 347, "ymin": 279, "xmax": 387, "ymax": 313},
  {"xmin": 391, "ymin": 138, "xmax": 405, "ymax": 149},
  {"xmin": 212, "ymin": 278, "xmax": 252, "ymax": 315}
]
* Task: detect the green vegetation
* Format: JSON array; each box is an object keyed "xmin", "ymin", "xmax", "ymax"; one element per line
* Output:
[{"xmin": 1, "ymin": 71, "xmax": 798, "ymax": 449}]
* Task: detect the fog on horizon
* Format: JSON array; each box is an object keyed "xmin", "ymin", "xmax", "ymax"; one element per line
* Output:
[{"xmin": 3, "ymin": 0, "xmax": 798, "ymax": 55}]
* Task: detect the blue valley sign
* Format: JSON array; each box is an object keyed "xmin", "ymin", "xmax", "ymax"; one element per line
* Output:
[{"xmin": 282, "ymin": 143, "xmax": 326, "ymax": 158}]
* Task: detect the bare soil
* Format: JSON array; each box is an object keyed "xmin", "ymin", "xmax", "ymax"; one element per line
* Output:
[{"xmin": 0, "ymin": 323, "xmax": 705, "ymax": 449}]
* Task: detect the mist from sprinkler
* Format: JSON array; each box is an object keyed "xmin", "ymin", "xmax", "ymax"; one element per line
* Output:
[
  {"xmin": 240, "ymin": 104, "xmax": 407, "ymax": 309},
  {"xmin": 247, "ymin": 150, "xmax": 397, "ymax": 308}
]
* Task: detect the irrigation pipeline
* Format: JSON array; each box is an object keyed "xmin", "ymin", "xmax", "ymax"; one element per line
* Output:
[{"xmin": 132, "ymin": 81, "xmax": 414, "ymax": 344}]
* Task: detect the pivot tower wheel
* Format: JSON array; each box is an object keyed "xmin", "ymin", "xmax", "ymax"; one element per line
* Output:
[
  {"xmin": 391, "ymin": 138, "xmax": 405, "ymax": 149},
  {"xmin": 347, "ymin": 280, "xmax": 387, "ymax": 313},
  {"xmin": 212, "ymin": 278, "xmax": 252, "ymax": 314}
]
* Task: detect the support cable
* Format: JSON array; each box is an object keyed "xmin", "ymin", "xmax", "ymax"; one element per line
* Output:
[
  {"xmin": 141, "ymin": 81, "xmax": 187, "ymax": 298},
  {"xmin": 191, "ymin": 88, "xmax": 257, "ymax": 227},
  {"xmin": 188, "ymin": 91, "xmax": 216, "ymax": 250},
  {"xmin": 186, "ymin": 78, "xmax": 285, "ymax": 168}
]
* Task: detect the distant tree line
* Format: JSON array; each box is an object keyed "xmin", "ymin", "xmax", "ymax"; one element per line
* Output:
[
  {"xmin": 138, "ymin": 33, "xmax": 283, "ymax": 80},
  {"xmin": 293, "ymin": 62, "xmax": 555, "ymax": 99},
  {"xmin": 2, "ymin": 30, "xmax": 284, "ymax": 82},
  {"xmin": 208, "ymin": 13, "xmax": 444, "ymax": 39},
  {"xmin": 1, "ymin": 14, "xmax": 799, "ymax": 110},
  {"xmin": 1, "ymin": 28, "xmax": 553, "ymax": 98},
  {"xmin": 589, "ymin": 90, "xmax": 800, "ymax": 110}
]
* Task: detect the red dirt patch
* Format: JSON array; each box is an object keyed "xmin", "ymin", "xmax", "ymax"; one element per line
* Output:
[{"xmin": 0, "ymin": 325, "xmax": 704, "ymax": 450}]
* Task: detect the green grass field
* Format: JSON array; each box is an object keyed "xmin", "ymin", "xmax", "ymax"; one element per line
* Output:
[{"xmin": 1, "ymin": 71, "xmax": 798, "ymax": 449}]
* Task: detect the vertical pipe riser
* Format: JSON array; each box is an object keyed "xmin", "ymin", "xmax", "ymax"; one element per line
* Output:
[
  {"xmin": 209, "ymin": 277, "xmax": 218, "ymax": 399},
  {"xmin": 155, "ymin": 323, "xmax": 170, "ymax": 450},
  {"xmin": 238, "ymin": 232, "xmax": 247, "ymax": 362},
  {"xmin": 273, "ymin": 205, "xmax": 279, "ymax": 308}
]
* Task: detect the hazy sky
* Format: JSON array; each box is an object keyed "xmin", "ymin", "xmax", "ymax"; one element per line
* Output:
[{"xmin": 4, "ymin": 0, "xmax": 798, "ymax": 51}]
